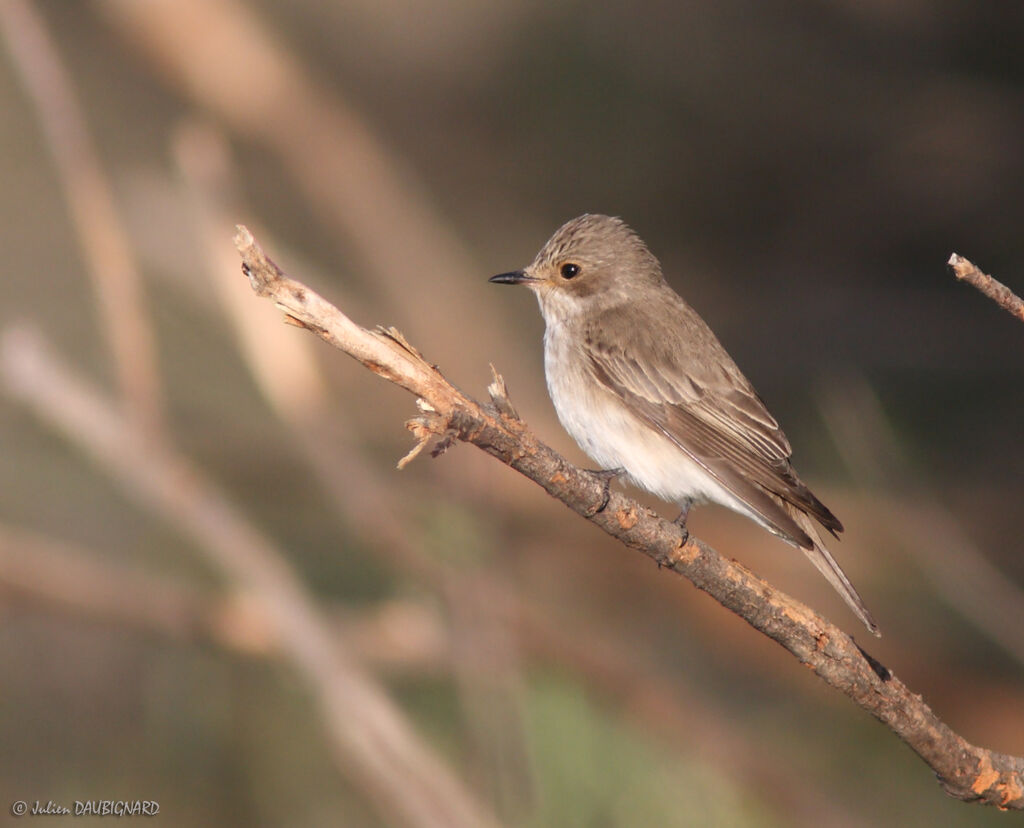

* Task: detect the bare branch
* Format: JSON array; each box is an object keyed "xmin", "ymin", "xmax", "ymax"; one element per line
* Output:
[
  {"xmin": 236, "ymin": 226, "xmax": 1024, "ymax": 810},
  {"xmin": 948, "ymin": 253, "xmax": 1024, "ymax": 324}
]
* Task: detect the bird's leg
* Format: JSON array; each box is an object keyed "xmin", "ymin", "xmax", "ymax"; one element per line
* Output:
[
  {"xmin": 584, "ymin": 467, "xmax": 626, "ymax": 516},
  {"xmin": 673, "ymin": 500, "xmax": 693, "ymax": 540}
]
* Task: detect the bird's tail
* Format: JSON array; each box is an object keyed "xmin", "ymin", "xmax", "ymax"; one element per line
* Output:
[{"xmin": 793, "ymin": 512, "xmax": 880, "ymax": 637}]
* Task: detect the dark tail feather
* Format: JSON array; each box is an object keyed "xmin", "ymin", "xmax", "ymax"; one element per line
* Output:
[{"xmin": 796, "ymin": 515, "xmax": 880, "ymax": 636}]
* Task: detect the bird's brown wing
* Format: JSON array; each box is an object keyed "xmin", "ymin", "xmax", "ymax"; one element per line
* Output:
[{"xmin": 582, "ymin": 306, "xmax": 842, "ymax": 548}]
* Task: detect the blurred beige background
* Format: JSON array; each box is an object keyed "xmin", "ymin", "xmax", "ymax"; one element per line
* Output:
[{"xmin": 0, "ymin": 1, "xmax": 1022, "ymax": 825}]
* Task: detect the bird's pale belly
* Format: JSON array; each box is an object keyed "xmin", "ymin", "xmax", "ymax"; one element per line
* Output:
[{"xmin": 543, "ymin": 330, "xmax": 764, "ymax": 524}]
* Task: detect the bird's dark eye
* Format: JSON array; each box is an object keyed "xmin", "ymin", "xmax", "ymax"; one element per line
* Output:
[{"xmin": 560, "ymin": 263, "xmax": 580, "ymax": 279}]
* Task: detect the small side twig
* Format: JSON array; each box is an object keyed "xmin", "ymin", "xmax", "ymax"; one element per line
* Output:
[
  {"xmin": 948, "ymin": 253, "xmax": 1024, "ymax": 324},
  {"xmin": 487, "ymin": 364, "xmax": 519, "ymax": 420}
]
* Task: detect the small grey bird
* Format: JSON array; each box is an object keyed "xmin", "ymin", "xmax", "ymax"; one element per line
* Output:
[{"xmin": 490, "ymin": 214, "xmax": 878, "ymax": 636}]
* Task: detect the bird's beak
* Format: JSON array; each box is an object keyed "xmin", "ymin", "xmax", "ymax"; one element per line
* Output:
[{"xmin": 489, "ymin": 270, "xmax": 540, "ymax": 286}]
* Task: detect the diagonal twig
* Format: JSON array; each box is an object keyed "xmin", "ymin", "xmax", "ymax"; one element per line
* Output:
[
  {"xmin": 948, "ymin": 253, "xmax": 1024, "ymax": 324},
  {"xmin": 236, "ymin": 225, "xmax": 1024, "ymax": 811}
]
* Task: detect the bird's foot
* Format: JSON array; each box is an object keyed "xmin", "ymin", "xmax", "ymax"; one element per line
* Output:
[
  {"xmin": 672, "ymin": 501, "xmax": 692, "ymax": 542},
  {"xmin": 672, "ymin": 502, "xmax": 691, "ymax": 527},
  {"xmin": 584, "ymin": 467, "xmax": 626, "ymax": 516}
]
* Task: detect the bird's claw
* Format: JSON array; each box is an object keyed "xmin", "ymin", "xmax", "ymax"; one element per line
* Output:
[
  {"xmin": 672, "ymin": 501, "xmax": 692, "ymax": 529},
  {"xmin": 584, "ymin": 467, "xmax": 626, "ymax": 516}
]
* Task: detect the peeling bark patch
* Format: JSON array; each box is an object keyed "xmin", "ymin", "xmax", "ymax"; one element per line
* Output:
[
  {"xmin": 999, "ymin": 777, "xmax": 1024, "ymax": 808},
  {"xmin": 282, "ymin": 313, "xmax": 311, "ymax": 330},
  {"xmin": 782, "ymin": 603, "xmax": 816, "ymax": 628},
  {"xmin": 665, "ymin": 541, "xmax": 698, "ymax": 567},
  {"xmin": 973, "ymin": 757, "xmax": 1000, "ymax": 795},
  {"xmin": 549, "ymin": 471, "xmax": 568, "ymax": 485},
  {"xmin": 615, "ymin": 506, "xmax": 639, "ymax": 529}
]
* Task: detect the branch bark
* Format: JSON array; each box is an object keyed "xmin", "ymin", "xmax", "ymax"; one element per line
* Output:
[
  {"xmin": 948, "ymin": 253, "xmax": 1024, "ymax": 324},
  {"xmin": 236, "ymin": 226, "xmax": 1024, "ymax": 811}
]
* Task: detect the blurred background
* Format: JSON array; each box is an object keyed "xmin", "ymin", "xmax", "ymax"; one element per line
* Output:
[{"xmin": 0, "ymin": 0, "xmax": 1022, "ymax": 825}]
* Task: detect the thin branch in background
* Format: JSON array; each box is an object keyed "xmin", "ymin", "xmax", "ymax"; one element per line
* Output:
[
  {"xmin": 233, "ymin": 226, "xmax": 1024, "ymax": 810},
  {"xmin": 443, "ymin": 572, "xmax": 534, "ymax": 822},
  {"xmin": 171, "ymin": 122, "xmax": 450, "ymax": 578},
  {"xmin": 0, "ymin": 523, "xmax": 258, "ymax": 650},
  {"xmin": 948, "ymin": 253, "xmax": 1024, "ymax": 324},
  {"xmin": 819, "ymin": 378, "xmax": 1024, "ymax": 667},
  {"xmin": 171, "ymin": 122, "xmax": 334, "ymax": 425},
  {"xmin": 0, "ymin": 523, "xmax": 454, "ymax": 671},
  {"xmin": 0, "ymin": 504, "xmax": 856, "ymax": 826},
  {"xmin": 0, "ymin": 12, "xmax": 498, "ymax": 821},
  {"xmin": 0, "ymin": 326, "xmax": 501, "ymax": 828},
  {"xmin": 0, "ymin": 515, "xmax": 859, "ymax": 826},
  {"xmin": 0, "ymin": 0, "xmax": 163, "ymax": 441},
  {"xmin": 94, "ymin": 0, "xmax": 543, "ymax": 404}
]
